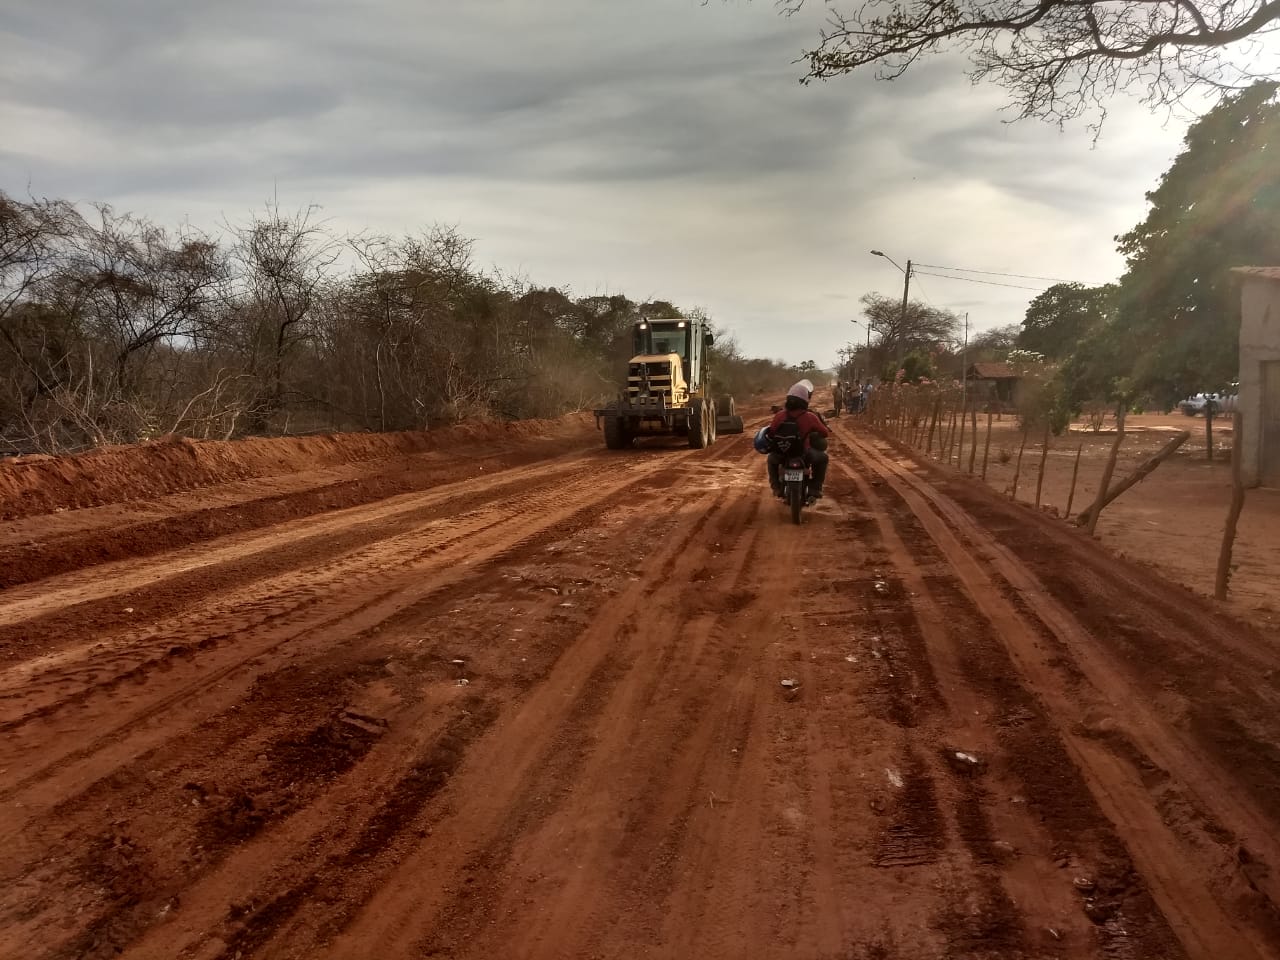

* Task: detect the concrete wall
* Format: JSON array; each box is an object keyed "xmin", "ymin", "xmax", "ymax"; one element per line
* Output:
[{"xmin": 1238, "ymin": 277, "xmax": 1280, "ymax": 486}]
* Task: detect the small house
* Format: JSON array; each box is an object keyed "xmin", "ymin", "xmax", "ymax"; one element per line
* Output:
[
  {"xmin": 1231, "ymin": 267, "xmax": 1280, "ymax": 487},
  {"xmin": 965, "ymin": 362, "xmax": 1022, "ymax": 410}
]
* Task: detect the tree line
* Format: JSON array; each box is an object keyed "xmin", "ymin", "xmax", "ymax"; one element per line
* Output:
[{"xmin": 0, "ymin": 194, "xmax": 799, "ymax": 453}]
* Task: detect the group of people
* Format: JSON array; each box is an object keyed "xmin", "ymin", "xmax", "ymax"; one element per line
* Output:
[{"xmin": 831, "ymin": 380, "xmax": 869, "ymax": 416}]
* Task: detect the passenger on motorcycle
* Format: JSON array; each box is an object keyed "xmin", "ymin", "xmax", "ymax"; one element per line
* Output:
[{"xmin": 766, "ymin": 380, "xmax": 831, "ymax": 499}]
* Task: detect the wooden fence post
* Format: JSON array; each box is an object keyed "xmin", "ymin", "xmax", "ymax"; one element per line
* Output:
[
  {"xmin": 945, "ymin": 404, "xmax": 959, "ymax": 464},
  {"xmin": 1010, "ymin": 423, "xmax": 1030, "ymax": 500},
  {"xmin": 956, "ymin": 393, "xmax": 968, "ymax": 467},
  {"xmin": 1034, "ymin": 423, "xmax": 1051, "ymax": 508},
  {"xmin": 981, "ymin": 408, "xmax": 993, "ymax": 480},
  {"xmin": 925, "ymin": 397, "xmax": 941, "ymax": 456},
  {"xmin": 1085, "ymin": 407, "xmax": 1127, "ymax": 536},
  {"xmin": 1215, "ymin": 412, "xmax": 1246, "ymax": 600},
  {"xmin": 1077, "ymin": 429, "xmax": 1187, "ymax": 530},
  {"xmin": 967, "ymin": 403, "xmax": 979, "ymax": 474},
  {"xmin": 1065, "ymin": 443, "xmax": 1084, "ymax": 518},
  {"xmin": 1206, "ymin": 404, "xmax": 1214, "ymax": 462}
]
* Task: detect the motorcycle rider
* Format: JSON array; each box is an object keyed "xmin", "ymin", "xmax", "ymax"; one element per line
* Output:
[{"xmin": 766, "ymin": 380, "xmax": 831, "ymax": 499}]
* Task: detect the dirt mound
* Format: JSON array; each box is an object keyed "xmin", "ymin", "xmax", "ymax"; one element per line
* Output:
[{"xmin": 0, "ymin": 415, "xmax": 587, "ymax": 520}]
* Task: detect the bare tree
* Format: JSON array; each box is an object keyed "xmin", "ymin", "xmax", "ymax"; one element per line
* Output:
[
  {"xmin": 231, "ymin": 203, "xmax": 338, "ymax": 431},
  {"xmin": 860, "ymin": 292, "xmax": 960, "ymax": 370},
  {"xmin": 51, "ymin": 206, "xmax": 229, "ymax": 396},
  {"xmin": 0, "ymin": 194, "xmax": 85, "ymax": 444},
  {"xmin": 0, "ymin": 193, "xmax": 80, "ymax": 325},
  {"xmin": 784, "ymin": 0, "xmax": 1280, "ymax": 125},
  {"xmin": 340, "ymin": 226, "xmax": 479, "ymax": 430}
]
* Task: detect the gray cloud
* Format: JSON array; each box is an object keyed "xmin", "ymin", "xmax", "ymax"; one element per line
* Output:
[{"xmin": 1, "ymin": 0, "xmax": 1188, "ymax": 364}]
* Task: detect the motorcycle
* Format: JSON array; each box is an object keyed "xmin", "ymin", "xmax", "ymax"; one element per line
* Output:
[
  {"xmin": 756, "ymin": 424, "xmax": 815, "ymax": 524},
  {"xmin": 779, "ymin": 453, "xmax": 815, "ymax": 525}
]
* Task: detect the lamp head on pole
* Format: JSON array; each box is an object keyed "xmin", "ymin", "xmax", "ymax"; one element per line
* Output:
[{"xmin": 870, "ymin": 250, "xmax": 885, "ymax": 257}]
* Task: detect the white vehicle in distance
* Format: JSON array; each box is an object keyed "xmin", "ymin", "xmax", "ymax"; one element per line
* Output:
[{"xmin": 1178, "ymin": 391, "xmax": 1237, "ymax": 416}]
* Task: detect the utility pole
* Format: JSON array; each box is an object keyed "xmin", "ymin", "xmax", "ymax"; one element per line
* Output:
[
  {"xmin": 870, "ymin": 250, "xmax": 913, "ymax": 376},
  {"xmin": 960, "ymin": 312, "xmax": 969, "ymax": 411},
  {"xmin": 850, "ymin": 319, "xmax": 874, "ymax": 383},
  {"xmin": 897, "ymin": 259, "xmax": 912, "ymax": 372}
]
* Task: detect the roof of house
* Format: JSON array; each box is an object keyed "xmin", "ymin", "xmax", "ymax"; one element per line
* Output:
[
  {"xmin": 967, "ymin": 362, "xmax": 1018, "ymax": 380},
  {"xmin": 1230, "ymin": 266, "xmax": 1280, "ymax": 281}
]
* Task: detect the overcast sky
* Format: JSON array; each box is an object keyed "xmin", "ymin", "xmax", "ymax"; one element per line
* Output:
[{"xmin": 2, "ymin": 0, "xmax": 1194, "ymax": 364}]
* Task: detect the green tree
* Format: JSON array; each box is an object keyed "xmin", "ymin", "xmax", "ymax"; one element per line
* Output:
[
  {"xmin": 883, "ymin": 350, "xmax": 937, "ymax": 384},
  {"xmin": 967, "ymin": 323, "xmax": 1020, "ymax": 363},
  {"xmin": 1018, "ymin": 283, "xmax": 1116, "ymax": 360},
  {"xmin": 1114, "ymin": 80, "xmax": 1280, "ymax": 406}
]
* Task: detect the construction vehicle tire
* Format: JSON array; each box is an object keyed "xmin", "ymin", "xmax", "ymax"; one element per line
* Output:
[
  {"xmin": 604, "ymin": 414, "xmax": 631, "ymax": 450},
  {"xmin": 707, "ymin": 402, "xmax": 718, "ymax": 445},
  {"xmin": 717, "ymin": 414, "xmax": 745, "ymax": 435},
  {"xmin": 715, "ymin": 396, "xmax": 736, "ymax": 417},
  {"xmin": 687, "ymin": 402, "xmax": 708, "ymax": 449}
]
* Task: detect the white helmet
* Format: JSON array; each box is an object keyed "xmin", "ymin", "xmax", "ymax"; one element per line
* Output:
[{"xmin": 787, "ymin": 379, "xmax": 815, "ymax": 401}]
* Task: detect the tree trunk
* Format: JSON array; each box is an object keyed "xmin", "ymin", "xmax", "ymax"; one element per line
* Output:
[
  {"xmin": 981, "ymin": 408, "xmax": 993, "ymax": 480},
  {"xmin": 1077, "ymin": 429, "xmax": 1187, "ymax": 529},
  {"xmin": 1065, "ymin": 443, "xmax": 1084, "ymax": 518},
  {"xmin": 1205, "ymin": 404, "xmax": 1214, "ymax": 462},
  {"xmin": 1010, "ymin": 424, "xmax": 1030, "ymax": 500},
  {"xmin": 1216, "ymin": 412, "xmax": 1246, "ymax": 600},
  {"xmin": 1084, "ymin": 407, "xmax": 1127, "ymax": 535},
  {"xmin": 968, "ymin": 403, "xmax": 979, "ymax": 474},
  {"xmin": 1034, "ymin": 422, "xmax": 1051, "ymax": 508},
  {"xmin": 925, "ymin": 397, "xmax": 941, "ymax": 456}
]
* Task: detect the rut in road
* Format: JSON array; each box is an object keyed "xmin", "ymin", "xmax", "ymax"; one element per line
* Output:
[{"xmin": 1, "ymin": 417, "xmax": 1277, "ymax": 959}]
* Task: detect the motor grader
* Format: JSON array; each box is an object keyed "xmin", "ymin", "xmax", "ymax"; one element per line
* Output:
[{"xmin": 593, "ymin": 316, "xmax": 745, "ymax": 449}]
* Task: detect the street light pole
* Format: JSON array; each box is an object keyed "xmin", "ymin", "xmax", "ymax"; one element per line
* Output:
[
  {"xmin": 849, "ymin": 319, "xmax": 873, "ymax": 383},
  {"xmin": 870, "ymin": 250, "xmax": 913, "ymax": 375}
]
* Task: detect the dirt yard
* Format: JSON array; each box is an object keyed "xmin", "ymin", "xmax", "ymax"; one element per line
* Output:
[
  {"xmin": 945, "ymin": 411, "xmax": 1280, "ymax": 631},
  {"xmin": 2, "ymin": 403, "xmax": 1279, "ymax": 959}
]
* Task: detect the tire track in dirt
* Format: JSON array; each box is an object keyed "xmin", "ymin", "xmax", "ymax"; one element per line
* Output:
[
  {"xmin": 112, "ymin": 447, "xmax": 762, "ymax": 960},
  {"xmin": 838, "ymin": 449, "xmax": 1171, "ymax": 958},
  {"xmin": 0, "ymin": 434, "xmax": 600, "ymax": 591},
  {"xmin": 0, "ymin": 446, "xmax": 711, "ymax": 836},
  {"xmin": 835, "ymin": 421, "xmax": 1277, "ymax": 960},
  {"xmin": 2, "ymin": 448, "xmax": 742, "ymax": 957},
  {"xmin": 9, "ymin": 407, "xmax": 1278, "ymax": 960},
  {"xmin": 0, "ymin": 449, "xmax": 596, "ymax": 637},
  {"xmin": 320, "ymin": 446, "xmax": 768, "ymax": 959},
  {"xmin": 442, "ymin": 496, "xmax": 766, "ymax": 958}
]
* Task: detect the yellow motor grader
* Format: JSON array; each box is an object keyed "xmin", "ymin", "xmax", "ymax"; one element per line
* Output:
[{"xmin": 593, "ymin": 316, "xmax": 744, "ymax": 449}]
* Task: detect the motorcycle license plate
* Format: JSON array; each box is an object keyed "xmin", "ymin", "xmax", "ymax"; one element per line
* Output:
[{"xmin": 783, "ymin": 469, "xmax": 804, "ymax": 482}]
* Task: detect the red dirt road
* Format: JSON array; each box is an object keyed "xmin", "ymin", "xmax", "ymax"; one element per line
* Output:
[{"xmin": 2, "ymin": 415, "xmax": 1279, "ymax": 959}]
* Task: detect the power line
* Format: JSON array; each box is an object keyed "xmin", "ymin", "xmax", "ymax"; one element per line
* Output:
[
  {"xmin": 915, "ymin": 262, "xmax": 1099, "ymax": 285},
  {"xmin": 913, "ymin": 270, "xmax": 1046, "ymax": 291}
]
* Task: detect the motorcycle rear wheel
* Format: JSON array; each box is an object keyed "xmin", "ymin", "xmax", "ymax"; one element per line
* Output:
[{"xmin": 786, "ymin": 480, "xmax": 803, "ymax": 525}]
